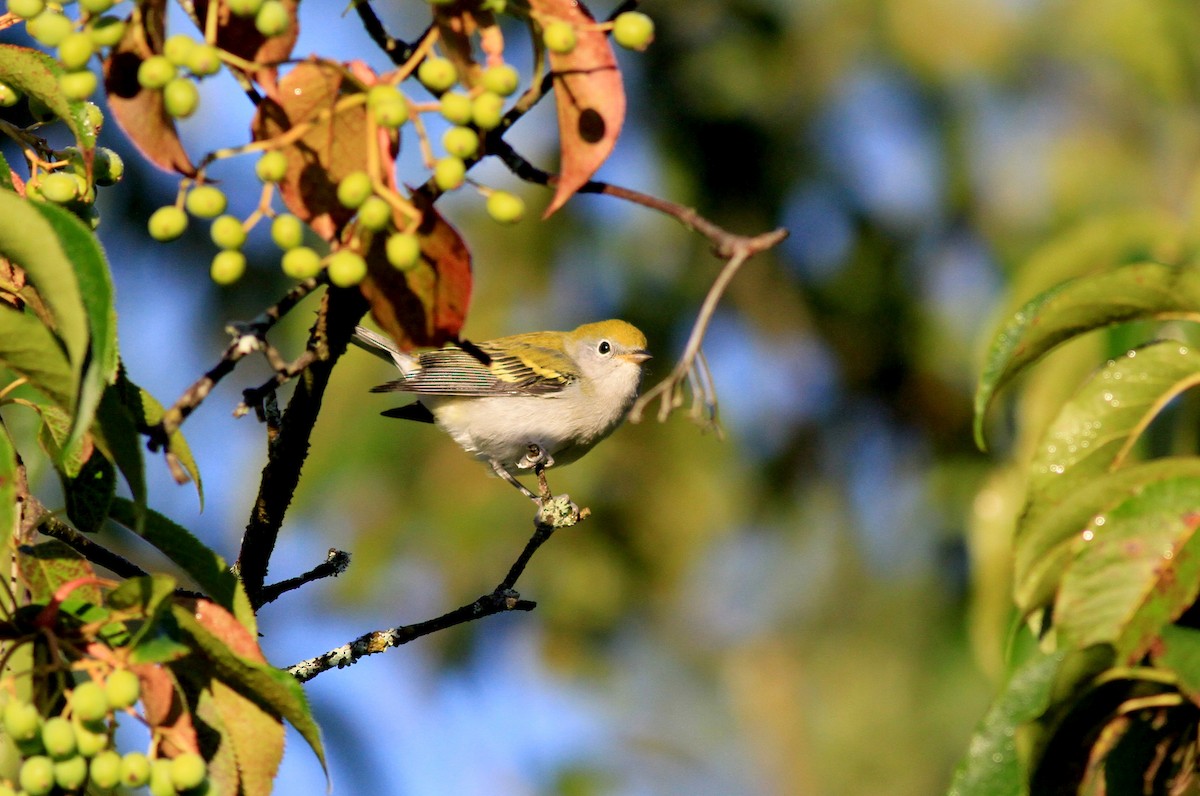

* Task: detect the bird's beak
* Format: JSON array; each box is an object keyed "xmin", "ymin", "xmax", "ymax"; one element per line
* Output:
[{"xmin": 623, "ymin": 350, "xmax": 652, "ymax": 365}]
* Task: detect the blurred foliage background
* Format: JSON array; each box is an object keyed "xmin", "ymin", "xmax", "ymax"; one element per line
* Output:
[{"xmin": 13, "ymin": 0, "xmax": 1200, "ymax": 792}]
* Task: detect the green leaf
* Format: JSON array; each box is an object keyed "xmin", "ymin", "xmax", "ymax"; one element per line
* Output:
[
  {"xmin": 115, "ymin": 368, "xmax": 202, "ymax": 506},
  {"xmin": 0, "ymin": 151, "xmax": 13, "ymax": 192},
  {"xmin": 34, "ymin": 403, "xmax": 88, "ymax": 478},
  {"xmin": 106, "ymin": 573, "xmax": 177, "ymax": 647},
  {"xmin": 974, "ymin": 263, "xmax": 1200, "ymax": 449},
  {"xmin": 0, "ymin": 302, "xmax": 74, "ymax": 408},
  {"xmin": 108, "ymin": 499, "xmax": 252, "ymax": 632},
  {"xmin": 208, "ymin": 678, "xmax": 285, "ymax": 796},
  {"xmin": 61, "ymin": 450, "xmax": 115, "ymax": 534},
  {"xmin": 15, "ymin": 539, "xmax": 99, "ymax": 604},
  {"xmin": 947, "ymin": 648, "xmax": 1065, "ymax": 796},
  {"xmin": 0, "ymin": 421, "xmax": 17, "ymax": 563},
  {"xmin": 0, "ymin": 44, "xmax": 97, "ymax": 150},
  {"xmin": 1152, "ymin": 624, "xmax": 1200, "ymax": 702},
  {"xmin": 93, "ymin": 383, "xmax": 145, "ymax": 521},
  {"xmin": 1055, "ymin": 476, "xmax": 1200, "ymax": 660}
]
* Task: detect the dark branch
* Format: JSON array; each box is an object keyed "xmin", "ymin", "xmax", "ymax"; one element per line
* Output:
[
  {"xmin": 35, "ymin": 515, "xmax": 148, "ymax": 580},
  {"xmin": 257, "ymin": 548, "xmax": 351, "ymax": 606},
  {"xmin": 354, "ymin": 0, "xmax": 419, "ymax": 65}
]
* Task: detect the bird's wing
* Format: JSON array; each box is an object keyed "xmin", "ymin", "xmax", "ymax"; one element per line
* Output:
[{"xmin": 370, "ymin": 336, "xmax": 576, "ymax": 397}]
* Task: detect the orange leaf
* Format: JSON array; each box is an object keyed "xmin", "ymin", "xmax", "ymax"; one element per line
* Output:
[
  {"xmin": 534, "ymin": 0, "xmax": 625, "ymax": 216},
  {"xmin": 185, "ymin": 598, "xmax": 265, "ymax": 662},
  {"xmin": 136, "ymin": 664, "xmax": 200, "ymax": 756},
  {"xmin": 102, "ymin": 0, "xmax": 197, "ymax": 176},
  {"xmin": 360, "ymin": 194, "xmax": 471, "ymax": 349}
]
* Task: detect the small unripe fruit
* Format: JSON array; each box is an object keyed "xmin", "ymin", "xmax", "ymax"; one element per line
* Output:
[
  {"xmin": 185, "ymin": 184, "xmax": 228, "ymax": 218},
  {"xmin": 104, "ymin": 669, "xmax": 140, "ymax": 709},
  {"xmin": 88, "ymin": 16, "xmax": 127, "ymax": 47},
  {"xmin": 79, "ymin": 0, "xmax": 115, "ymax": 14},
  {"xmin": 256, "ymin": 150, "xmax": 288, "ymax": 182},
  {"xmin": 442, "ymin": 126, "xmax": 479, "ymax": 159},
  {"xmin": 71, "ymin": 681, "xmax": 109, "ymax": 723},
  {"xmin": 543, "ymin": 21, "xmax": 577, "ymax": 54},
  {"xmin": 163, "ymin": 34, "xmax": 196, "ymax": 66},
  {"xmin": 137, "ymin": 55, "xmax": 176, "ymax": 90},
  {"xmin": 90, "ymin": 750, "xmax": 121, "ymax": 788},
  {"xmin": 210, "ymin": 215, "xmax": 246, "ymax": 250},
  {"xmin": 271, "ymin": 213, "xmax": 305, "ymax": 250},
  {"xmin": 281, "ymin": 246, "xmax": 321, "ymax": 279},
  {"xmin": 94, "ymin": 147, "xmax": 124, "ymax": 186},
  {"xmin": 19, "ymin": 755, "xmax": 54, "ymax": 796},
  {"xmin": 59, "ymin": 69, "xmax": 97, "ymax": 100},
  {"xmin": 336, "ymin": 170, "xmax": 372, "ymax": 209},
  {"xmin": 612, "ymin": 11, "xmax": 654, "ymax": 51},
  {"xmin": 367, "ymin": 83, "xmax": 402, "ymax": 107},
  {"xmin": 0, "ymin": 81, "xmax": 19, "ymax": 107},
  {"xmin": 41, "ymin": 716, "xmax": 76, "ymax": 758},
  {"xmin": 148, "ymin": 205, "xmax": 188, "ymax": 241},
  {"xmin": 471, "ymin": 91, "xmax": 504, "ymax": 130},
  {"xmin": 27, "ymin": 11, "xmax": 73, "ymax": 47},
  {"xmin": 53, "ymin": 755, "xmax": 87, "ymax": 790},
  {"xmin": 368, "ymin": 85, "xmax": 408, "ymax": 128},
  {"xmin": 4, "ymin": 700, "xmax": 41, "ymax": 742},
  {"xmin": 73, "ymin": 720, "xmax": 108, "ymax": 757},
  {"xmin": 119, "ymin": 752, "xmax": 151, "ymax": 787},
  {"xmin": 210, "ymin": 250, "xmax": 247, "ymax": 285},
  {"xmin": 227, "ymin": 0, "xmax": 265, "ymax": 16},
  {"xmin": 84, "ymin": 101, "xmax": 104, "ymax": 131},
  {"xmin": 417, "ymin": 57, "xmax": 457, "ymax": 93},
  {"xmin": 486, "ymin": 190, "xmax": 524, "ymax": 224},
  {"xmin": 57, "ymin": 32, "xmax": 95, "ymax": 71},
  {"xmin": 386, "ymin": 232, "xmax": 421, "ymax": 270},
  {"xmin": 327, "ymin": 250, "xmax": 367, "ymax": 287},
  {"xmin": 8, "ymin": 0, "xmax": 45, "ymax": 20},
  {"xmin": 438, "ymin": 91, "xmax": 472, "ymax": 125},
  {"xmin": 163, "ymin": 77, "xmax": 200, "ymax": 118},
  {"xmin": 171, "ymin": 752, "xmax": 208, "ymax": 791},
  {"xmin": 255, "ymin": 0, "xmax": 290, "ymax": 36},
  {"xmin": 481, "ymin": 64, "xmax": 519, "ymax": 96},
  {"xmin": 187, "ymin": 43, "xmax": 222, "ymax": 76},
  {"xmin": 149, "ymin": 757, "xmax": 175, "ymax": 796},
  {"xmin": 432, "ymin": 157, "xmax": 465, "ymax": 191},
  {"xmin": 357, "ymin": 195, "xmax": 392, "ymax": 231},
  {"xmin": 39, "ymin": 172, "xmax": 79, "ymax": 204}
]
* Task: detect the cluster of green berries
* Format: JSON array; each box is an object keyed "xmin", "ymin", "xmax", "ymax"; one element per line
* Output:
[
  {"xmin": 0, "ymin": 671, "xmax": 209, "ymax": 795},
  {"xmin": 24, "ymin": 144, "xmax": 124, "ymax": 228},
  {"xmin": 147, "ymin": 182, "xmax": 254, "ymax": 284},
  {"xmin": 539, "ymin": 11, "xmax": 655, "ymax": 55},
  {"xmin": 10, "ymin": 0, "xmax": 128, "ymax": 101}
]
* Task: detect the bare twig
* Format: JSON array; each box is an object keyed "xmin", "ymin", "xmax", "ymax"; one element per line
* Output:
[
  {"xmin": 257, "ymin": 548, "xmax": 351, "ymax": 606},
  {"xmin": 354, "ymin": 1, "xmax": 419, "ymax": 65}
]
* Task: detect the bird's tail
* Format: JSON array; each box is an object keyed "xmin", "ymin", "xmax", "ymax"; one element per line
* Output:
[{"xmin": 350, "ymin": 326, "xmax": 420, "ymax": 375}]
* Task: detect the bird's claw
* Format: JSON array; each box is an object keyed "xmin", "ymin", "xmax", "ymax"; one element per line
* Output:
[{"xmin": 517, "ymin": 444, "xmax": 554, "ymax": 470}]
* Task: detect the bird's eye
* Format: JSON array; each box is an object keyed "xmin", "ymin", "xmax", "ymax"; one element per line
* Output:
[{"xmin": 598, "ymin": 340, "xmax": 612, "ymax": 355}]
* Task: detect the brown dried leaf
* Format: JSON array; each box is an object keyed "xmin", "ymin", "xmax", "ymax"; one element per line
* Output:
[
  {"xmin": 251, "ymin": 61, "xmax": 376, "ymax": 239},
  {"xmin": 360, "ymin": 195, "xmax": 471, "ymax": 349},
  {"xmin": 534, "ymin": 0, "xmax": 625, "ymax": 216},
  {"xmin": 102, "ymin": 0, "xmax": 197, "ymax": 176},
  {"xmin": 136, "ymin": 663, "xmax": 200, "ymax": 756},
  {"xmin": 195, "ymin": 0, "xmax": 299, "ymax": 91},
  {"xmin": 186, "ymin": 597, "xmax": 265, "ymax": 662}
]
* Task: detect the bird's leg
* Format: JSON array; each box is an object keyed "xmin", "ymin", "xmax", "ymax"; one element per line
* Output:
[
  {"xmin": 490, "ymin": 459, "xmax": 541, "ymax": 503},
  {"xmin": 518, "ymin": 444, "xmax": 556, "ymax": 503}
]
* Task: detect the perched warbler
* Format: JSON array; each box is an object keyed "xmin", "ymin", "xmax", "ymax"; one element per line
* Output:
[{"xmin": 352, "ymin": 320, "xmax": 651, "ymax": 501}]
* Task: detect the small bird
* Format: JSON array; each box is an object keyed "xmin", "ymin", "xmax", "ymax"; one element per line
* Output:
[{"xmin": 352, "ymin": 320, "xmax": 651, "ymax": 502}]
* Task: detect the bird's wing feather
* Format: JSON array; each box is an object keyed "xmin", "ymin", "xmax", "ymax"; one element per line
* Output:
[{"xmin": 370, "ymin": 335, "xmax": 576, "ymax": 397}]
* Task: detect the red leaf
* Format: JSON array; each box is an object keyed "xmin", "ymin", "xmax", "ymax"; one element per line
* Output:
[
  {"xmin": 136, "ymin": 664, "xmax": 200, "ymax": 756},
  {"xmin": 533, "ymin": 0, "xmax": 625, "ymax": 216},
  {"xmin": 102, "ymin": 0, "xmax": 197, "ymax": 176},
  {"xmin": 360, "ymin": 194, "xmax": 471, "ymax": 349},
  {"xmin": 185, "ymin": 598, "xmax": 265, "ymax": 662}
]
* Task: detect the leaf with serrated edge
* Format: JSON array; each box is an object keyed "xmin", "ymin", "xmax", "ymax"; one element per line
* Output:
[
  {"xmin": 116, "ymin": 368, "xmax": 202, "ymax": 505},
  {"xmin": 1055, "ymin": 476, "xmax": 1200, "ymax": 661},
  {"xmin": 533, "ymin": 0, "xmax": 625, "ymax": 216},
  {"xmin": 210, "ymin": 677, "xmax": 284, "ymax": 796},
  {"xmin": 0, "ymin": 304, "xmax": 74, "ymax": 408},
  {"xmin": 93, "ymin": 383, "xmax": 145, "ymax": 522},
  {"xmin": 0, "ymin": 45, "xmax": 97, "ymax": 150},
  {"xmin": 16, "ymin": 540, "xmax": 100, "ymax": 605},
  {"xmin": 107, "ymin": 574, "xmax": 177, "ymax": 646},
  {"xmin": 190, "ymin": 681, "xmax": 242, "ymax": 796},
  {"xmin": 974, "ymin": 263, "xmax": 1200, "ymax": 449}
]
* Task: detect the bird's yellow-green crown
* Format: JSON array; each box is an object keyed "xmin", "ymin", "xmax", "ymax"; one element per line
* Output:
[{"xmin": 570, "ymin": 319, "xmax": 647, "ymax": 351}]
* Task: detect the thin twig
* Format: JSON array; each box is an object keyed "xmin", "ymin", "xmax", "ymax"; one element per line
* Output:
[
  {"xmin": 354, "ymin": 1, "xmax": 419, "ymax": 65},
  {"xmin": 34, "ymin": 514, "xmax": 147, "ymax": 581},
  {"xmin": 257, "ymin": 548, "xmax": 351, "ymax": 606}
]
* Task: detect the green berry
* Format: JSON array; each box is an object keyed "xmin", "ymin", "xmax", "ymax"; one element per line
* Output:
[
  {"xmin": 8, "ymin": 0, "xmax": 45, "ymax": 20},
  {"xmin": 612, "ymin": 11, "xmax": 654, "ymax": 51},
  {"xmin": 357, "ymin": 195, "xmax": 392, "ymax": 231},
  {"xmin": 53, "ymin": 755, "xmax": 87, "ymax": 790},
  {"xmin": 137, "ymin": 55, "xmax": 176, "ymax": 90},
  {"xmin": 367, "ymin": 83, "xmax": 402, "ymax": 108},
  {"xmin": 84, "ymin": 101, "xmax": 104, "ymax": 131},
  {"xmin": 255, "ymin": 0, "xmax": 290, "ymax": 36},
  {"xmin": 4, "ymin": 700, "xmax": 41, "ymax": 742},
  {"xmin": 255, "ymin": 150, "xmax": 289, "ymax": 183},
  {"xmin": 210, "ymin": 250, "xmax": 246, "ymax": 285},
  {"xmin": 73, "ymin": 719, "xmax": 108, "ymax": 757},
  {"xmin": 27, "ymin": 11, "xmax": 73, "ymax": 47},
  {"xmin": 543, "ymin": 21, "xmax": 577, "ymax": 54},
  {"xmin": 417, "ymin": 57, "xmax": 457, "ymax": 93},
  {"xmin": 281, "ymin": 246, "xmax": 321, "ymax": 279},
  {"xmin": 185, "ymin": 184, "xmax": 227, "ymax": 218},
  {"xmin": 336, "ymin": 170, "xmax": 372, "ymax": 209},
  {"xmin": 368, "ymin": 86, "xmax": 409, "ymax": 128},
  {"xmin": 163, "ymin": 33, "xmax": 196, "ymax": 66},
  {"xmin": 163, "ymin": 77, "xmax": 200, "ymax": 118},
  {"xmin": 103, "ymin": 669, "xmax": 140, "ymax": 709},
  {"xmin": 88, "ymin": 16, "xmax": 126, "ymax": 47},
  {"xmin": 149, "ymin": 757, "xmax": 175, "ymax": 796},
  {"xmin": 59, "ymin": 69, "xmax": 97, "ymax": 100},
  {"xmin": 0, "ymin": 81, "xmax": 20, "ymax": 107},
  {"xmin": 386, "ymin": 232, "xmax": 421, "ymax": 270},
  {"xmin": 41, "ymin": 716, "xmax": 76, "ymax": 758},
  {"xmin": 71, "ymin": 681, "xmax": 109, "ymax": 723},
  {"xmin": 271, "ymin": 213, "xmax": 305, "ymax": 249},
  {"xmin": 326, "ymin": 250, "xmax": 367, "ymax": 287},
  {"xmin": 170, "ymin": 752, "xmax": 207, "ymax": 791},
  {"xmin": 39, "ymin": 172, "xmax": 78, "ymax": 204},
  {"xmin": 210, "ymin": 214, "xmax": 246, "ymax": 249},
  {"xmin": 90, "ymin": 750, "xmax": 121, "ymax": 788},
  {"xmin": 119, "ymin": 752, "xmax": 151, "ymax": 787},
  {"xmin": 79, "ymin": 0, "xmax": 115, "ymax": 14},
  {"xmin": 486, "ymin": 190, "xmax": 524, "ymax": 224},
  {"xmin": 481, "ymin": 64, "xmax": 519, "ymax": 96},
  {"xmin": 432, "ymin": 156, "xmax": 465, "ymax": 191},
  {"xmin": 187, "ymin": 43, "xmax": 222, "ymax": 76},
  {"xmin": 227, "ymin": 0, "xmax": 265, "ymax": 16},
  {"xmin": 471, "ymin": 91, "xmax": 504, "ymax": 130},
  {"xmin": 148, "ymin": 205, "xmax": 188, "ymax": 241},
  {"xmin": 438, "ymin": 91, "xmax": 472, "ymax": 125},
  {"xmin": 442, "ymin": 126, "xmax": 478, "ymax": 159},
  {"xmin": 19, "ymin": 755, "xmax": 54, "ymax": 796},
  {"xmin": 57, "ymin": 32, "xmax": 95, "ymax": 71},
  {"xmin": 94, "ymin": 147, "xmax": 124, "ymax": 186}
]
